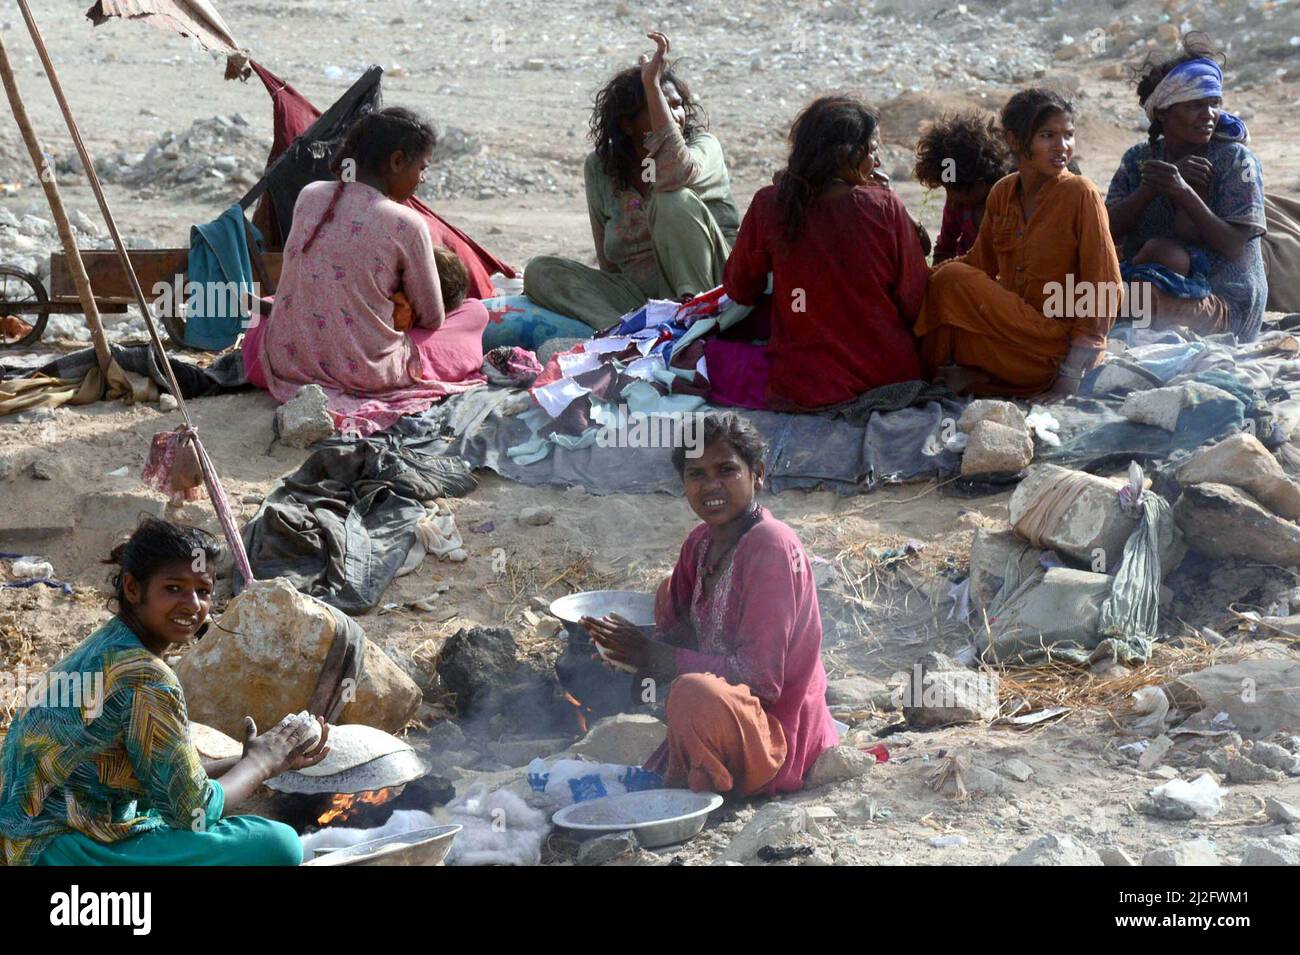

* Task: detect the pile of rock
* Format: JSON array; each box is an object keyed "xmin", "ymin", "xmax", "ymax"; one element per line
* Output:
[
  {"xmin": 1169, "ymin": 433, "xmax": 1300, "ymax": 567},
  {"xmin": 94, "ymin": 115, "xmax": 269, "ymax": 202}
]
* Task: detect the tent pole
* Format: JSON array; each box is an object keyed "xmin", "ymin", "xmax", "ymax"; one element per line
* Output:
[
  {"xmin": 0, "ymin": 29, "xmax": 113, "ymax": 376},
  {"xmin": 15, "ymin": 0, "xmax": 192, "ymax": 423}
]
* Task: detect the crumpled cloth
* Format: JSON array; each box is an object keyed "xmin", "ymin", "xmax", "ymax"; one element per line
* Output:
[
  {"xmin": 481, "ymin": 345, "xmax": 543, "ymax": 387},
  {"xmin": 141, "ymin": 430, "xmax": 205, "ymax": 502},
  {"xmin": 240, "ymin": 438, "xmax": 477, "ymax": 613},
  {"xmin": 415, "ymin": 503, "xmax": 468, "ymax": 562}
]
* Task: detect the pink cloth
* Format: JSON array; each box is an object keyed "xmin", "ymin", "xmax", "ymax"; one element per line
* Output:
[
  {"xmin": 702, "ymin": 339, "xmax": 771, "ymax": 410},
  {"xmin": 254, "ymin": 180, "xmax": 487, "ymax": 435},
  {"xmin": 651, "ymin": 508, "xmax": 837, "ymax": 794}
]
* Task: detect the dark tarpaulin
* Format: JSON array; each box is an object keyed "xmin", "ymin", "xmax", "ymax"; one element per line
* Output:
[{"xmin": 239, "ymin": 439, "xmax": 477, "ymax": 614}]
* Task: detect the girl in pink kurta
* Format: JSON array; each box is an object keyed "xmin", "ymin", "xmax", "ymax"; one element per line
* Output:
[
  {"xmin": 245, "ymin": 107, "xmax": 488, "ymax": 436},
  {"xmin": 583, "ymin": 413, "xmax": 838, "ymax": 796}
]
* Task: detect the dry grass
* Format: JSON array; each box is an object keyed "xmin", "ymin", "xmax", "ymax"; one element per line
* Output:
[{"xmin": 987, "ymin": 635, "xmax": 1243, "ymax": 725}]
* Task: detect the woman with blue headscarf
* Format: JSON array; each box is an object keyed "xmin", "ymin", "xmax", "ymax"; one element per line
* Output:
[{"xmin": 1106, "ymin": 33, "xmax": 1268, "ymax": 341}]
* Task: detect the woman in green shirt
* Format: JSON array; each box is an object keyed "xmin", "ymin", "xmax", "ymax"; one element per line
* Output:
[
  {"xmin": 524, "ymin": 33, "xmax": 741, "ymax": 329},
  {"xmin": 0, "ymin": 518, "xmax": 326, "ymax": 866}
]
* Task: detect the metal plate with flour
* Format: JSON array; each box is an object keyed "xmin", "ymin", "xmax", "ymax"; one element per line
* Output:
[
  {"xmin": 295, "ymin": 724, "xmax": 413, "ymax": 777},
  {"xmin": 552, "ymin": 790, "xmax": 724, "ymax": 848}
]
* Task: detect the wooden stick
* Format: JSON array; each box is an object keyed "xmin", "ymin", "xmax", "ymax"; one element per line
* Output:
[
  {"xmin": 15, "ymin": 0, "xmax": 191, "ymax": 425},
  {"xmin": 0, "ymin": 30, "xmax": 112, "ymax": 375}
]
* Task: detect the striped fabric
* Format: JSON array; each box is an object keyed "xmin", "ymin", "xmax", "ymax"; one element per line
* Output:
[{"xmin": 0, "ymin": 618, "xmax": 215, "ymax": 866}]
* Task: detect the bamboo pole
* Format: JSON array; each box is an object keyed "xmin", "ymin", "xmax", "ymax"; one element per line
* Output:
[
  {"xmin": 14, "ymin": 0, "xmax": 191, "ymax": 424},
  {"xmin": 0, "ymin": 29, "xmax": 113, "ymax": 375}
]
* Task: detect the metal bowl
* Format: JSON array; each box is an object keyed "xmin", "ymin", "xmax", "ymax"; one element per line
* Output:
[
  {"xmin": 550, "ymin": 590, "xmax": 655, "ymax": 629},
  {"xmin": 303, "ymin": 824, "xmax": 462, "ymax": 866},
  {"xmin": 552, "ymin": 789, "xmax": 724, "ymax": 849},
  {"xmin": 551, "ymin": 591, "xmax": 655, "ymax": 674},
  {"xmin": 265, "ymin": 749, "xmax": 428, "ymax": 795}
]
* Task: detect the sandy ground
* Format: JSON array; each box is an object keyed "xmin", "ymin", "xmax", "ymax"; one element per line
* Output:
[{"xmin": 3, "ymin": 1, "xmax": 1300, "ymax": 865}]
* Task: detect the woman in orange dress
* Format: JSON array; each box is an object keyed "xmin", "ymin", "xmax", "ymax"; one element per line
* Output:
[{"xmin": 914, "ymin": 89, "xmax": 1123, "ymax": 398}]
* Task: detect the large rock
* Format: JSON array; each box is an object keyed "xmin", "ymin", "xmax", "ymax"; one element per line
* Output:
[
  {"xmin": 1241, "ymin": 835, "xmax": 1300, "ymax": 866},
  {"xmin": 902, "ymin": 653, "xmax": 1000, "ymax": 728},
  {"xmin": 1009, "ymin": 465, "xmax": 1137, "ymax": 565},
  {"xmin": 961, "ymin": 420, "xmax": 1033, "ymax": 476},
  {"xmin": 825, "ymin": 676, "xmax": 894, "ymax": 711},
  {"xmin": 275, "ymin": 384, "xmax": 334, "ymax": 448},
  {"xmin": 436, "ymin": 627, "xmax": 520, "ymax": 715},
  {"xmin": 720, "ymin": 804, "xmax": 810, "ymax": 863},
  {"xmin": 1265, "ymin": 796, "xmax": 1300, "ymax": 825},
  {"xmin": 1176, "ymin": 433, "xmax": 1300, "ymax": 521},
  {"xmin": 958, "ymin": 399, "xmax": 1026, "ymax": 434},
  {"xmin": 805, "ymin": 745, "xmax": 875, "ymax": 787},
  {"xmin": 174, "ymin": 578, "xmax": 420, "ymax": 736},
  {"xmin": 1006, "ymin": 833, "xmax": 1102, "ymax": 866},
  {"xmin": 1167, "ymin": 659, "xmax": 1300, "ymax": 738},
  {"xmin": 1142, "ymin": 838, "xmax": 1220, "ymax": 866},
  {"xmin": 1121, "ymin": 382, "xmax": 1236, "ymax": 431},
  {"xmin": 1173, "ymin": 483, "xmax": 1300, "ymax": 565},
  {"xmin": 567, "ymin": 714, "xmax": 666, "ymax": 765}
]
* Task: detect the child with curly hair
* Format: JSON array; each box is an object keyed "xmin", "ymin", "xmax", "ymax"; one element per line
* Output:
[{"xmin": 913, "ymin": 111, "xmax": 1012, "ymax": 264}]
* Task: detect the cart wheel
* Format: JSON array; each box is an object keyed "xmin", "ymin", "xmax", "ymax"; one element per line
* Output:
[{"xmin": 0, "ymin": 265, "xmax": 51, "ymax": 348}]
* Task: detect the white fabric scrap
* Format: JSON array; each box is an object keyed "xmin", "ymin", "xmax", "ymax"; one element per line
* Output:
[
  {"xmin": 556, "ymin": 350, "xmax": 601, "ymax": 377},
  {"xmin": 584, "ymin": 336, "xmax": 637, "ymax": 355},
  {"xmin": 534, "ymin": 376, "xmax": 591, "ymax": 418},
  {"xmin": 416, "ymin": 503, "xmax": 468, "ymax": 562},
  {"xmin": 1025, "ymin": 405, "xmax": 1061, "ymax": 447}
]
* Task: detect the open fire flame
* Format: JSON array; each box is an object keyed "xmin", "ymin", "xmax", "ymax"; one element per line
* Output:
[
  {"xmin": 564, "ymin": 692, "xmax": 593, "ymax": 735},
  {"xmin": 316, "ymin": 787, "xmax": 402, "ymax": 827}
]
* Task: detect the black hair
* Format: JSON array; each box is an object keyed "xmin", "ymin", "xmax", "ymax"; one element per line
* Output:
[
  {"xmin": 302, "ymin": 107, "xmax": 437, "ymax": 254},
  {"xmin": 999, "ymin": 88, "xmax": 1075, "ymax": 157},
  {"xmin": 672, "ymin": 412, "xmax": 767, "ymax": 477},
  {"xmin": 913, "ymin": 111, "xmax": 1011, "ymax": 190},
  {"xmin": 776, "ymin": 95, "xmax": 879, "ymax": 242},
  {"xmin": 433, "ymin": 246, "xmax": 469, "ymax": 312},
  {"xmin": 104, "ymin": 516, "xmax": 222, "ymax": 623},
  {"xmin": 590, "ymin": 65, "xmax": 704, "ymax": 192},
  {"xmin": 1132, "ymin": 32, "xmax": 1227, "ymax": 148}
]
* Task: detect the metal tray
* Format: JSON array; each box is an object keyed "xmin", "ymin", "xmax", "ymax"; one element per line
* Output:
[
  {"xmin": 552, "ymin": 789, "xmax": 723, "ymax": 849},
  {"xmin": 303, "ymin": 825, "xmax": 462, "ymax": 866}
]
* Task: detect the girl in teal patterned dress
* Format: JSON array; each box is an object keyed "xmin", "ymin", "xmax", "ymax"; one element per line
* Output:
[{"xmin": 0, "ymin": 518, "xmax": 327, "ymax": 866}]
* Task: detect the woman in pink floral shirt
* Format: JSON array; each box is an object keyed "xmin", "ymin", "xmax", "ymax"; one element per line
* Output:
[{"xmin": 245, "ymin": 107, "xmax": 489, "ymax": 436}]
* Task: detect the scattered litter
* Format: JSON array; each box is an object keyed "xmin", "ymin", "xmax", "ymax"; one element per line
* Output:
[
  {"xmin": 930, "ymin": 834, "xmax": 968, "ymax": 848},
  {"xmin": 470, "ymin": 520, "xmax": 495, "ymax": 534},
  {"xmin": 1130, "ymin": 686, "xmax": 1171, "ymax": 737},
  {"xmin": 1024, "ymin": 405, "xmax": 1061, "ymax": 447},
  {"xmin": 106, "ymin": 466, "xmax": 129, "ymax": 478},
  {"xmin": 415, "ymin": 505, "xmax": 468, "ymax": 562},
  {"xmin": 757, "ymin": 844, "xmax": 815, "ymax": 862},
  {"xmin": 1144, "ymin": 774, "xmax": 1224, "ymax": 820},
  {"xmin": 10, "ymin": 558, "xmax": 54, "ymax": 580}
]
